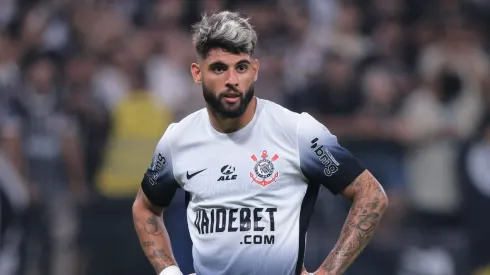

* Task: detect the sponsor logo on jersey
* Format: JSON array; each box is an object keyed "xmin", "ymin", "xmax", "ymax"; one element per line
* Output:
[
  {"xmin": 149, "ymin": 153, "xmax": 166, "ymax": 186},
  {"xmin": 249, "ymin": 150, "xmax": 279, "ymax": 187},
  {"xmin": 218, "ymin": 165, "xmax": 237, "ymax": 181},
  {"xmin": 186, "ymin": 168, "xmax": 207, "ymax": 180},
  {"xmin": 193, "ymin": 207, "xmax": 277, "ymax": 245},
  {"xmin": 310, "ymin": 138, "xmax": 339, "ymax": 177}
]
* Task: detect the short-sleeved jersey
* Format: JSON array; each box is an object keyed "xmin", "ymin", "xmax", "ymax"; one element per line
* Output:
[{"xmin": 141, "ymin": 98, "xmax": 365, "ymax": 275}]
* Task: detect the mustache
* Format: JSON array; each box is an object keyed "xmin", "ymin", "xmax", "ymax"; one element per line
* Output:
[{"xmin": 219, "ymin": 84, "xmax": 242, "ymax": 97}]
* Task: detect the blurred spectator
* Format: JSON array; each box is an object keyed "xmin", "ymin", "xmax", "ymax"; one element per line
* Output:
[
  {"xmin": 0, "ymin": 152, "xmax": 29, "ymax": 275},
  {"xmin": 65, "ymin": 54, "xmax": 110, "ymax": 191},
  {"xmin": 87, "ymin": 65, "xmax": 174, "ymax": 275},
  {"xmin": 282, "ymin": 6, "xmax": 325, "ymax": 93},
  {"xmin": 353, "ymin": 65, "xmax": 409, "ymax": 244},
  {"xmin": 418, "ymin": 20, "xmax": 489, "ymax": 97},
  {"xmin": 0, "ymin": 24, "xmax": 26, "ymax": 275},
  {"xmin": 0, "ymin": 1, "xmax": 489, "ymax": 274},
  {"xmin": 96, "ymin": 66, "xmax": 173, "ymax": 197},
  {"xmin": 286, "ymin": 52, "xmax": 362, "ymax": 137},
  {"xmin": 320, "ymin": 1, "xmax": 372, "ymax": 64},
  {"xmin": 146, "ymin": 27, "xmax": 200, "ymax": 119},
  {"xmin": 0, "ymin": 0, "xmax": 16, "ymax": 29},
  {"xmin": 402, "ymin": 65, "xmax": 484, "ymax": 222},
  {"xmin": 0, "ymin": 32, "xmax": 20, "ymax": 90},
  {"xmin": 1, "ymin": 55, "xmax": 87, "ymax": 275},
  {"xmin": 460, "ymin": 112, "xmax": 490, "ymax": 274},
  {"xmin": 63, "ymin": 53, "xmax": 111, "ymax": 275},
  {"xmin": 92, "ymin": 40, "xmax": 132, "ymax": 112}
]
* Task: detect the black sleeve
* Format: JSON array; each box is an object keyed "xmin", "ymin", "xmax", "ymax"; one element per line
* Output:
[
  {"xmin": 297, "ymin": 113, "xmax": 365, "ymax": 194},
  {"xmin": 141, "ymin": 124, "xmax": 180, "ymax": 207}
]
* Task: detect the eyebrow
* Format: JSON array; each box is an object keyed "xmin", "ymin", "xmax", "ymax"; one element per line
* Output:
[
  {"xmin": 236, "ymin": 59, "xmax": 251, "ymax": 66},
  {"xmin": 208, "ymin": 59, "xmax": 251, "ymax": 67}
]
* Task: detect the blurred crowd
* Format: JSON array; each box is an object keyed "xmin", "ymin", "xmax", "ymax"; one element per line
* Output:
[{"xmin": 0, "ymin": 0, "xmax": 489, "ymax": 275}]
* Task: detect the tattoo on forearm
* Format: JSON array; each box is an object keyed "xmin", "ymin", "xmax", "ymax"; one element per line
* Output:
[
  {"xmin": 148, "ymin": 259, "xmax": 165, "ymax": 271},
  {"xmin": 139, "ymin": 214, "xmax": 176, "ymax": 272},
  {"xmin": 142, "ymin": 241, "xmax": 155, "ymax": 247},
  {"xmin": 138, "ymin": 215, "xmax": 175, "ymax": 273},
  {"xmin": 321, "ymin": 174, "xmax": 388, "ymax": 274},
  {"xmin": 147, "ymin": 248, "xmax": 175, "ymax": 272},
  {"xmin": 152, "ymin": 248, "xmax": 173, "ymax": 262},
  {"xmin": 144, "ymin": 214, "xmax": 163, "ymax": 236}
]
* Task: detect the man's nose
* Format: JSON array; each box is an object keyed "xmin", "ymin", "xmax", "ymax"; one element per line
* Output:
[{"xmin": 225, "ymin": 69, "xmax": 239, "ymax": 87}]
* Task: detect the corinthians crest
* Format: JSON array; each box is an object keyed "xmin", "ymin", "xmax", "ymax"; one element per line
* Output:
[{"xmin": 250, "ymin": 150, "xmax": 279, "ymax": 187}]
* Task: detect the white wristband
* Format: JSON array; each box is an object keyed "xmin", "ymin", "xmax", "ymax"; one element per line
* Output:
[{"xmin": 159, "ymin": 265, "xmax": 183, "ymax": 275}]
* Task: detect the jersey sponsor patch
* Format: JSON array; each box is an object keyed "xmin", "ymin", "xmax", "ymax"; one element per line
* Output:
[
  {"xmin": 149, "ymin": 153, "xmax": 166, "ymax": 186},
  {"xmin": 193, "ymin": 207, "xmax": 277, "ymax": 245},
  {"xmin": 218, "ymin": 165, "xmax": 237, "ymax": 181},
  {"xmin": 249, "ymin": 150, "xmax": 279, "ymax": 187},
  {"xmin": 186, "ymin": 168, "xmax": 207, "ymax": 180},
  {"xmin": 310, "ymin": 138, "xmax": 339, "ymax": 177}
]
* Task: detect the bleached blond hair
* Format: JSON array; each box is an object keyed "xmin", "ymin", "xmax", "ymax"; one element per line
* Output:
[{"xmin": 191, "ymin": 11, "xmax": 257, "ymax": 59}]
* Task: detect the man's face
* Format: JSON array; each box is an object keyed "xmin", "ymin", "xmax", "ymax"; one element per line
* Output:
[{"xmin": 191, "ymin": 48, "xmax": 259, "ymax": 118}]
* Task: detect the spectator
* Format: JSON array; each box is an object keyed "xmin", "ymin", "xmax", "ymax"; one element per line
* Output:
[
  {"xmin": 1, "ymin": 54, "xmax": 87, "ymax": 275},
  {"xmin": 286, "ymin": 52, "xmax": 362, "ymax": 137},
  {"xmin": 460, "ymin": 112, "xmax": 490, "ymax": 274},
  {"xmin": 401, "ymin": 66, "xmax": 482, "ymax": 224},
  {"xmin": 88, "ymin": 65, "xmax": 175, "ymax": 275},
  {"xmin": 0, "ymin": 1, "xmax": 488, "ymax": 274}
]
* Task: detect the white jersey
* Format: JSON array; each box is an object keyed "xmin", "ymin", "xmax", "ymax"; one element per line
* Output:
[{"xmin": 141, "ymin": 98, "xmax": 364, "ymax": 275}]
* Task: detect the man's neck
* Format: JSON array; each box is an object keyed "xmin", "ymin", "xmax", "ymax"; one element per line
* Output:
[{"xmin": 208, "ymin": 97, "xmax": 257, "ymax": 133}]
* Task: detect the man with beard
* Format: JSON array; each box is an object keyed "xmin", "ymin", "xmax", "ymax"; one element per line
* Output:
[{"xmin": 132, "ymin": 11, "xmax": 388, "ymax": 275}]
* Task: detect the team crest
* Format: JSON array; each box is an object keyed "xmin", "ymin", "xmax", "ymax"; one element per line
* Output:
[{"xmin": 250, "ymin": 150, "xmax": 279, "ymax": 187}]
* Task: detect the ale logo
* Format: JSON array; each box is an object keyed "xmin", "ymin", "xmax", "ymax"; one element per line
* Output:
[{"xmin": 218, "ymin": 165, "xmax": 238, "ymax": 181}]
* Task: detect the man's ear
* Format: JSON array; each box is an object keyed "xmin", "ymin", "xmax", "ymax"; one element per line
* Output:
[
  {"xmin": 190, "ymin": 63, "xmax": 201, "ymax": 84},
  {"xmin": 252, "ymin": 59, "xmax": 259, "ymax": 82}
]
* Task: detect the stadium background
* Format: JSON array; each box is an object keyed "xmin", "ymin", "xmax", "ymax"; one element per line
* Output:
[{"xmin": 0, "ymin": 0, "xmax": 489, "ymax": 274}]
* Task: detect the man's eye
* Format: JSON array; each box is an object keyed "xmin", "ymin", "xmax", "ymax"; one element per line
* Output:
[
  {"xmin": 212, "ymin": 67, "xmax": 226, "ymax": 74},
  {"xmin": 236, "ymin": 65, "xmax": 248, "ymax": 73}
]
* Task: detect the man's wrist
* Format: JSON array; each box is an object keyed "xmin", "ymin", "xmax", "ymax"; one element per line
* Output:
[
  {"xmin": 317, "ymin": 264, "xmax": 338, "ymax": 275},
  {"xmin": 159, "ymin": 265, "xmax": 183, "ymax": 275}
]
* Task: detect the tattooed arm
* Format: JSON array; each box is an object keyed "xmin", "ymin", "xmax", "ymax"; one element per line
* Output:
[
  {"xmin": 318, "ymin": 170, "xmax": 388, "ymax": 275},
  {"xmin": 296, "ymin": 113, "xmax": 388, "ymax": 275},
  {"xmin": 132, "ymin": 188, "xmax": 178, "ymax": 274}
]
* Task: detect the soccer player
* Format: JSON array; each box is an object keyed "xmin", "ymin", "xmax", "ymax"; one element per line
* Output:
[{"xmin": 132, "ymin": 11, "xmax": 389, "ymax": 275}]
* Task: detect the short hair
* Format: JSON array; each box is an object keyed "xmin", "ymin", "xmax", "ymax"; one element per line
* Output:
[{"xmin": 191, "ymin": 11, "xmax": 257, "ymax": 59}]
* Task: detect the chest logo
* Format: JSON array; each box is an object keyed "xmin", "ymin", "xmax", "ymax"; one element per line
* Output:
[{"xmin": 250, "ymin": 150, "xmax": 279, "ymax": 187}]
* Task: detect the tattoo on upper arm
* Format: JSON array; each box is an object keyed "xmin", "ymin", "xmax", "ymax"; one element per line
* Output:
[
  {"xmin": 144, "ymin": 215, "xmax": 163, "ymax": 236},
  {"xmin": 321, "ymin": 172, "xmax": 388, "ymax": 273}
]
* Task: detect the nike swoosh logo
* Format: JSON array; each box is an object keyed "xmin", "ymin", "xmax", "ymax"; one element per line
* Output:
[{"xmin": 186, "ymin": 169, "xmax": 207, "ymax": 180}]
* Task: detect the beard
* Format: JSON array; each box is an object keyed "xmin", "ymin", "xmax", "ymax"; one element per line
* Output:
[{"xmin": 202, "ymin": 83, "xmax": 255, "ymax": 118}]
